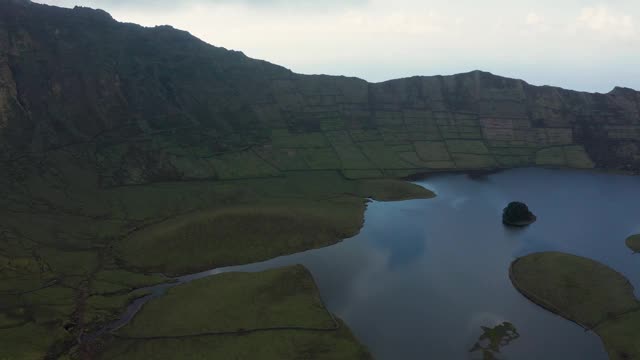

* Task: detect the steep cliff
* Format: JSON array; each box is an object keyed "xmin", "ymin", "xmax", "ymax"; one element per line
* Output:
[{"xmin": 1, "ymin": 0, "xmax": 640, "ymax": 188}]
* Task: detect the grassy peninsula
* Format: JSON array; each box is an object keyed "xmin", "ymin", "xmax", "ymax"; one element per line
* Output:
[
  {"xmin": 510, "ymin": 252, "xmax": 640, "ymax": 360},
  {"xmin": 98, "ymin": 266, "xmax": 372, "ymax": 359}
]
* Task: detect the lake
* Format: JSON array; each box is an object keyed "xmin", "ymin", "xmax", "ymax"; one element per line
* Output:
[{"xmin": 153, "ymin": 168, "xmax": 640, "ymax": 359}]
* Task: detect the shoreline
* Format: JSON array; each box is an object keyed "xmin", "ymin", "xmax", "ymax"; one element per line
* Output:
[
  {"xmin": 508, "ymin": 258, "xmax": 592, "ymax": 331},
  {"xmin": 404, "ymin": 165, "xmax": 639, "ymax": 183}
]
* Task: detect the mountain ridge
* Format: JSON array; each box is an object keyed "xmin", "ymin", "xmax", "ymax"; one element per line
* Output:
[
  {"xmin": 13, "ymin": 1, "xmax": 640, "ymax": 94},
  {"xmin": 2, "ymin": 0, "xmax": 640, "ymax": 187}
]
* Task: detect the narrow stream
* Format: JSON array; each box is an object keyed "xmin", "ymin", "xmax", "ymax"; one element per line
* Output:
[{"xmin": 97, "ymin": 168, "xmax": 640, "ymax": 359}]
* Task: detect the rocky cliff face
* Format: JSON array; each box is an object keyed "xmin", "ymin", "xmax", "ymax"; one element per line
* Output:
[{"xmin": 1, "ymin": 0, "xmax": 640, "ymax": 186}]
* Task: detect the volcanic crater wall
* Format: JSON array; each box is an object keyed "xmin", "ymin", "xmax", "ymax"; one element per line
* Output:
[{"xmin": 1, "ymin": 0, "xmax": 640, "ymax": 186}]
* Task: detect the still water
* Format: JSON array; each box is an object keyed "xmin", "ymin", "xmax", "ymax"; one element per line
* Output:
[{"xmin": 184, "ymin": 168, "xmax": 640, "ymax": 359}]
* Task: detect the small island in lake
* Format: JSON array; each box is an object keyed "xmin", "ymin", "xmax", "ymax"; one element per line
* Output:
[
  {"xmin": 502, "ymin": 202, "xmax": 537, "ymax": 227},
  {"xmin": 625, "ymin": 235, "xmax": 640, "ymax": 253}
]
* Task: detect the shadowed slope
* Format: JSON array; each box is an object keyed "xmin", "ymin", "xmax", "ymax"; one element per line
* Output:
[{"xmin": 1, "ymin": 1, "xmax": 640, "ymax": 189}]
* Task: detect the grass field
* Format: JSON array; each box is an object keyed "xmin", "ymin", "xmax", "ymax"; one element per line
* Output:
[
  {"xmin": 535, "ymin": 147, "xmax": 567, "ymax": 166},
  {"xmin": 99, "ymin": 266, "xmax": 372, "ymax": 360},
  {"xmin": 271, "ymin": 130, "xmax": 329, "ymax": 148},
  {"xmin": 5, "ymin": 120, "xmax": 604, "ymax": 359},
  {"xmin": 112, "ymin": 171, "xmax": 434, "ymax": 275},
  {"xmin": 115, "ymin": 198, "xmax": 368, "ymax": 275},
  {"xmin": 563, "ymin": 145, "xmax": 595, "ymax": 169},
  {"xmin": 211, "ymin": 150, "xmax": 281, "ymax": 179},
  {"xmin": 445, "ymin": 140, "xmax": 490, "ymax": 154},
  {"xmin": 357, "ymin": 141, "xmax": 414, "ymax": 169},
  {"xmin": 120, "ymin": 266, "xmax": 335, "ymax": 337},
  {"xmin": 598, "ymin": 310, "xmax": 640, "ymax": 360},
  {"xmin": 510, "ymin": 252, "xmax": 640, "ymax": 359},
  {"xmin": 0, "ymin": 323, "xmax": 70, "ymax": 360},
  {"xmin": 91, "ymin": 270, "xmax": 169, "ymax": 295},
  {"xmin": 356, "ymin": 179, "xmax": 435, "ymax": 201},
  {"xmin": 452, "ymin": 153, "xmax": 498, "ymax": 169},
  {"xmin": 332, "ymin": 145, "xmax": 377, "ymax": 169},
  {"xmin": 414, "ymin": 141, "xmax": 452, "ymax": 161},
  {"xmin": 342, "ymin": 169, "xmax": 384, "ymax": 179},
  {"xmin": 100, "ymin": 320, "xmax": 371, "ymax": 360}
]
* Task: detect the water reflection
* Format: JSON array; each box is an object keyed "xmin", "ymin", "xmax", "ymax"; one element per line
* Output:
[
  {"xmin": 194, "ymin": 168, "xmax": 640, "ymax": 359},
  {"xmin": 469, "ymin": 322, "xmax": 520, "ymax": 360}
]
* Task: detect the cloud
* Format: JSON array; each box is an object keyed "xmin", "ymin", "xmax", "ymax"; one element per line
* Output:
[
  {"xmin": 525, "ymin": 12, "xmax": 544, "ymax": 26},
  {"xmin": 38, "ymin": 0, "xmax": 370, "ymax": 13},
  {"xmin": 575, "ymin": 5, "xmax": 635, "ymax": 37},
  {"xmin": 338, "ymin": 10, "xmax": 464, "ymax": 35}
]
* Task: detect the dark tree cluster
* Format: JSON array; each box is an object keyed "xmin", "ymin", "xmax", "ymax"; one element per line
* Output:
[{"xmin": 502, "ymin": 202, "xmax": 536, "ymax": 226}]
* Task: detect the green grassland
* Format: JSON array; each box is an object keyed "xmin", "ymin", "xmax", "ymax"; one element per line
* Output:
[
  {"xmin": 0, "ymin": 322, "xmax": 70, "ymax": 360},
  {"xmin": 531, "ymin": 145, "xmax": 595, "ymax": 169},
  {"xmin": 302, "ymin": 148, "xmax": 342, "ymax": 169},
  {"xmin": 211, "ymin": 150, "xmax": 281, "ymax": 179},
  {"xmin": 510, "ymin": 252, "xmax": 640, "ymax": 359},
  {"xmin": 271, "ymin": 130, "xmax": 330, "ymax": 148},
  {"xmin": 91, "ymin": 270, "xmax": 169, "ymax": 295},
  {"xmin": 333, "ymin": 145, "xmax": 377, "ymax": 169},
  {"xmin": 357, "ymin": 141, "xmax": 415, "ymax": 169},
  {"xmin": 341, "ymin": 169, "xmax": 384, "ymax": 179},
  {"xmin": 115, "ymin": 175, "xmax": 433, "ymax": 275},
  {"xmin": 0, "ymin": 89, "xmax": 598, "ymax": 360},
  {"xmin": 115, "ymin": 198, "xmax": 368, "ymax": 275},
  {"xmin": 100, "ymin": 320, "xmax": 370, "ymax": 360},
  {"xmin": 445, "ymin": 140, "xmax": 490, "ymax": 154},
  {"xmin": 451, "ymin": 153, "xmax": 498, "ymax": 169},
  {"xmin": 120, "ymin": 266, "xmax": 335, "ymax": 337},
  {"xmin": 0, "ymin": 146, "xmax": 434, "ymax": 358},
  {"xmin": 535, "ymin": 147, "xmax": 567, "ymax": 167},
  {"xmin": 414, "ymin": 141, "xmax": 452, "ymax": 162},
  {"xmin": 597, "ymin": 310, "xmax": 640, "ymax": 360},
  {"xmin": 99, "ymin": 265, "xmax": 372, "ymax": 360},
  {"xmin": 563, "ymin": 145, "xmax": 595, "ymax": 169},
  {"xmin": 356, "ymin": 179, "xmax": 435, "ymax": 201},
  {"xmin": 57, "ymin": 103, "xmax": 603, "ymax": 190}
]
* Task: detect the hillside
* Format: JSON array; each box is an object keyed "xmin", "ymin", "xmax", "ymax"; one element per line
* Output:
[
  {"xmin": 1, "ymin": 1, "xmax": 640, "ymax": 359},
  {"xmin": 2, "ymin": 0, "xmax": 640, "ymax": 189}
]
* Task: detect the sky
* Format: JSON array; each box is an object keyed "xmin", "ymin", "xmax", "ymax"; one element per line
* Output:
[{"xmin": 35, "ymin": 0, "xmax": 640, "ymax": 93}]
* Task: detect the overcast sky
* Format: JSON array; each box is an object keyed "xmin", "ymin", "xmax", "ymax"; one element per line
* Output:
[{"xmin": 36, "ymin": 0, "xmax": 639, "ymax": 92}]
